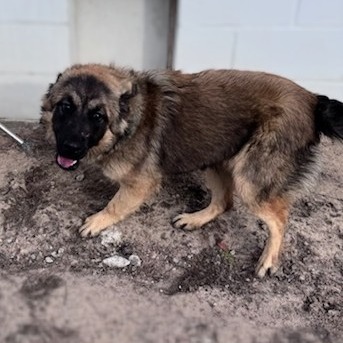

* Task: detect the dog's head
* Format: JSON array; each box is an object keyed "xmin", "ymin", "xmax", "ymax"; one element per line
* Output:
[{"xmin": 41, "ymin": 64, "xmax": 139, "ymax": 170}]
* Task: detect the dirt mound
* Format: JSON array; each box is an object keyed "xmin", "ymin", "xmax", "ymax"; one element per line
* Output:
[{"xmin": 0, "ymin": 122, "xmax": 342, "ymax": 343}]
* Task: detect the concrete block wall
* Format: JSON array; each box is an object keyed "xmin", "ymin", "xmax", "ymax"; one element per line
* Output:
[
  {"xmin": 175, "ymin": 0, "xmax": 343, "ymax": 101},
  {"xmin": 0, "ymin": 0, "xmax": 169, "ymax": 120},
  {"xmin": 0, "ymin": 0, "xmax": 71, "ymax": 120}
]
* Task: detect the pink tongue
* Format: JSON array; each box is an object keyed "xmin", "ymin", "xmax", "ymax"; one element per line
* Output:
[{"xmin": 57, "ymin": 155, "xmax": 77, "ymax": 169}]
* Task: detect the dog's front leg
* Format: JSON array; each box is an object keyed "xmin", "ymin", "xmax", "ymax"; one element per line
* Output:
[{"xmin": 79, "ymin": 176, "xmax": 159, "ymax": 237}]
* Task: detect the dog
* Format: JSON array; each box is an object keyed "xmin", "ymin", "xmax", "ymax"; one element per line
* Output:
[{"xmin": 40, "ymin": 64, "xmax": 343, "ymax": 278}]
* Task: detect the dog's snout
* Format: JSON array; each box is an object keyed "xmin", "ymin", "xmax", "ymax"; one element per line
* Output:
[{"xmin": 63, "ymin": 140, "xmax": 83, "ymax": 154}]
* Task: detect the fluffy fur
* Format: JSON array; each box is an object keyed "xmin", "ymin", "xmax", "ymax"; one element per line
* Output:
[{"xmin": 41, "ymin": 64, "xmax": 343, "ymax": 277}]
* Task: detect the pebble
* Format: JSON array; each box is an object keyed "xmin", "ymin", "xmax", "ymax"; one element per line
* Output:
[
  {"xmin": 100, "ymin": 230, "xmax": 122, "ymax": 247},
  {"xmin": 103, "ymin": 255, "xmax": 130, "ymax": 268},
  {"xmin": 328, "ymin": 310, "xmax": 339, "ymax": 316},
  {"xmin": 51, "ymin": 247, "xmax": 65, "ymax": 258},
  {"xmin": 45, "ymin": 256, "xmax": 54, "ymax": 263},
  {"xmin": 70, "ymin": 259, "xmax": 78, "ymax": 267},
  {"xmin": 75, "ymin": 174, "xmax": 85, "ymax": 182},
  {"xmin": 129, "ymin": 255, "xmax": 142, "ymax": 267},
  {"xmin": 51, "ymin": 251, "xmax": 59, "ymax": 258},
  {"xmin": 160, "ymin": 232, "xmax": 168, "ymax": 240}
]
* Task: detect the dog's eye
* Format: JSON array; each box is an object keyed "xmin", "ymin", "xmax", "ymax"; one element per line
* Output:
[
  {"xmin": 58, "ymin": 101, "xmax": 72, "ymax": 114},
  {"xmin": 89, "ymin": 111, "xmax": 105, "ymax": 121}
]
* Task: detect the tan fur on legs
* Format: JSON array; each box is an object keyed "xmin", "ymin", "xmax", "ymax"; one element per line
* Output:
[
  {"xmin": 80, "ymin": 176, "xmax": 159, "ymax": 237},
  {"xmin": 254, "ymin": 198, "xmax": 289, "ymax": 278},
  {"xmin": 173, "ymin": 166, "xmax": 233, "ymax": 230}
]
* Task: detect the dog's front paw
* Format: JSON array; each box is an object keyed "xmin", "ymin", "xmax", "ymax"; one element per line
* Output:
[
  {"xmin": 79, "ymin": 211, "xmax": 116, "ymax": 237},
  {"xmin": 172, "ymin": 213, "xmax": 204, "ymax": 231}
]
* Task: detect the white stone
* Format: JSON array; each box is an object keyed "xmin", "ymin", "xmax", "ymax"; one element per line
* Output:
[
  {"xmin": 129, "ymin": 255, "xmax": 142, "ymax": 267},
  {"xmin": 45, "ymin": 256, "xmax": 54, "ymax": 263},
  {"xmin": 103, "ymin": 255, "xmax": 130, "ymax": 268},
  {"xmin": 100, "ymin": 230, "xmax": 122, "ymax": 247}
]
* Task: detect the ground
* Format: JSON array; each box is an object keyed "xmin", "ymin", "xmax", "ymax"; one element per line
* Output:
[{"xmin": 0, "ymin": 122, "xmax": 342, "ymax": 343}]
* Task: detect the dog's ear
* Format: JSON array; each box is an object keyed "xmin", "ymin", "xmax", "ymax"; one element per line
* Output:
[
  {"xmin": 40, "ymin": 72, "xmax": 62, "ymax": 142},
  {"xmin": 46, "ymin": 72, "xmax": 62, "ymax": 98},
  {"xmin": 119, "ymin": 82, "xmax": 138, "ymax": 119},
  {"xmin": 109, "ymin": 81, "xmax": 138, "ymax": 137}
]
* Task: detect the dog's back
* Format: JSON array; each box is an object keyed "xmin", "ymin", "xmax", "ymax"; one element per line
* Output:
[{"xmin": 153, "ymin": 69, "xmax": 318, "ymax": 175}]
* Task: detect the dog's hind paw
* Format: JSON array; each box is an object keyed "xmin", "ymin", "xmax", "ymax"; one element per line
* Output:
[{"xmin": 255, "ymin": 250, "xmax": 279, "ymax": 278}]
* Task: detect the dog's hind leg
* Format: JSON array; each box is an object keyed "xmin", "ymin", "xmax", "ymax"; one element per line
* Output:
[
  {"xmin": 252, "ymin": 197, "xmax": 289, "ymax": 278},
  {"xmin": 234, "ymin": 169, "xmax": 290, "ymax": 277},
  {"xmin": 172, "ymin": 166, "xmax": 233, "ymax": 230}
]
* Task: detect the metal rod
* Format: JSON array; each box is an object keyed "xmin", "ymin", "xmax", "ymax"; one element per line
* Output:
[{"xmin": 0, "ymin": 122, "xmax": 24, "ymax": 145}]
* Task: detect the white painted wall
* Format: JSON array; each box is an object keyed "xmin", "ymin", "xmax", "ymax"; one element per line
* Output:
[
  {"xmin": 73, "ymin": 0, "xmax": 169, "ymax": 70},
  {"xmin": 0, "ymin": 0, "xmax": 71, "ymax": 120},
  {"xmin": 0, "ymin": 0, "xmax": 169, "ymax": 120},
  {"xmin": 175, "ymin": 0, "xmax": 343, "ymax": 101}
]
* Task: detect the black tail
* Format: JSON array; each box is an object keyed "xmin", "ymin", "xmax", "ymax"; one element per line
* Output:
[{"xmin": 315, "ymin": 95, "xmax": 343, "ymax": 140}]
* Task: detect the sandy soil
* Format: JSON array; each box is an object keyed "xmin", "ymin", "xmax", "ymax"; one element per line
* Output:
[{"xmin": 0, "ymin": 122, "xmax": 342, "ymax": 343}]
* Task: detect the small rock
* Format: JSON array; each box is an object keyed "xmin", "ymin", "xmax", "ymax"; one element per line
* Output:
[
  {"xmin": 45, "ymin": 256, "xmax": 54, "ymax": 263},
  {"xmin": 328, "ymin": 310, "xmax": 339, "ymax": 316},
  {"xmin": 103, "ymin": 255, "xmax": 130, "ymax": 268},
  {"xmin": 129, "ymin": 255, "xmax": 142, "ymax": 267},
  {"xmin": 51, "ymin": 251, "xmax": 59, "ymax": 258},
  {"xmin": 70, "ymin": 259, "xmax": 78, "ymax": 267},
  {"xmin": 100, "ymin": 230, "xmax": 122, "ymax": 247},
  {"xmin": 6, "ymin": 238, "xmax": 14, "ymax": 244},
  {"xmin": 75, "ymin": 173, "xmax": 85, "ymax": 182},
  {"xmin": 208, "ymin": 235, "xmax": 216, "ymax": 247},
  {"xmin": 30, "ymin": 254, "xmax": 36, "ymax": 260},
  {"xmin": 58, "ymin": 247, "xmax": 65, "ymax": 255},
  {"xmin": 299, "ymin": 275, "xmax": 306, "ymax": 281}
]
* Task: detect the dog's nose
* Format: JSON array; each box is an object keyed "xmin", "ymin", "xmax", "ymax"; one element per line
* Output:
[{"xmin": 63, "ymin": 141, "xmax": 83, "ymax": 154}]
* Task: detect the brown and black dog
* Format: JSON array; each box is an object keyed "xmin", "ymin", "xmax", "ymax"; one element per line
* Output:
[{"xmin": 41, "ymin": 64, "xmax": 343, "ymax": 277}]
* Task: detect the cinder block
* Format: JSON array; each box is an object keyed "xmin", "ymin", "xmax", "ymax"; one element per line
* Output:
[
  {"xmin": 0, "ymin": 24, "xmax": 70, "ymax": 74},
  {"xmin": 0, "ymin": 0, "xmax": 68, "ymax": 23},
  {"xmin": 74, "ymin": 0, "xmax": 145, "ymax": 69},
  {"xmin": 0, "ymin": 75, "xmax": 55, "ymax": 120},
  {"xmin": 178, "ymin": 0, "xmax": 296, "ymax": 27},
  {"xmin": 297, "ymin": 0, "xmax": 343, "ymax": 26},
  {"xmin": 234, "ymin": 30, "xmax": 343, "ymax": 80},
  {"xmin": 174, "ymin": 28, "xmax": 235, "ymax": 72},
  {"xmin": 296, "ymin": 80, "xmax": 343, "ymax": 102}
]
